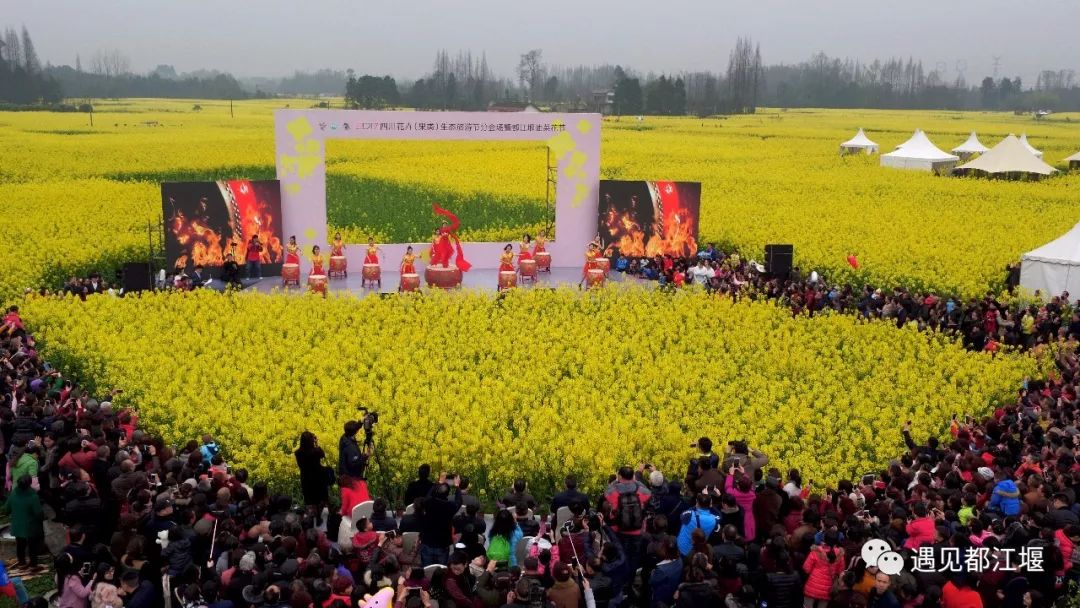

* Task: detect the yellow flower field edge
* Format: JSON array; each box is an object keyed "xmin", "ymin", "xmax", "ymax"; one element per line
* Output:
[
  {"xmin": 0, "ymin": 179, "xmax": 160, "ymax": 302},
  {"xmin": 19, "ymin": 287, "xmax": 1043, "ymax": 501}
]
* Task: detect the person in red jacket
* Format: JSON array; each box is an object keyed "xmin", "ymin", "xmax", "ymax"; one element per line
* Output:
[
  {"xmin": 802, "ymin": 530, "xmax": 844, "ymax": 608},
  {"xmin": 904, "ymin": 502, "xmax": 938, "ymax": 549},
  {"xmin": 941, "ymin": 573, "xmax": 983, "ymax": 608}
]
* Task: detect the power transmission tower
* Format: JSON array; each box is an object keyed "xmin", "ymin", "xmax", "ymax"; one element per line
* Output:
[
  {"xmin": 954, "ymin": 60, "xmax": 968, "ymax": 86},
  {"xmin": 992, "ymin": 56, "xmax": 1002, "ymax": 79}
]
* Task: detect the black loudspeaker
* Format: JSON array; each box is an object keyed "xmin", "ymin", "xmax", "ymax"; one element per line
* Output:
[
  {"xmin": 765, "ymin": 244, "xmax": 794, "ymax": 279},
  {"xmin": 122, "ymin": 263, "xmax": 152, "ymax": 293}
]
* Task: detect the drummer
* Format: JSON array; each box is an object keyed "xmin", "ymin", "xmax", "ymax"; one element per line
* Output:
[
  {"xmin": 519, "ymin": 234, "xmax": 533, "ymax": 261},
  {"xmin": 499, "ymin": 244, "xmax": 515, "ymax": 273},
  {"xmin": 400, "ymin": 245, "xmax": 418, "ymax": 274},
  {"xmin": 498, "ymin": 244, "xmax": 516, "ymax": 291},
  {"xmin": 330, "ymin": 232, "xmax": 346, "ymax": 277},
  {"xmin": 578, "ymin": 239, "xmax": 601, "ymax": 288},
  {"xmin": 310, "ymin": 245, "xmax": 326, "ymax": 276},
  {"xmin": 285, "ymin": 235, "xmax": 301, "ymax": 265},
  {"xmin": 533, "ymin": 231, "xmax": 547, "ymax": 256},
  {"xmin": 399, "ymin": 246, "xmax": 419, "ymax": 292},
  {"xmin": 363, "ymin": 237, "xmax": 381, "ymax": 266}
]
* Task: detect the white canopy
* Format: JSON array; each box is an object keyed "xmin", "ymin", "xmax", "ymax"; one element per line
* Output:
[
  {"xmin": 1019, "ymin": 133, "xmax": 1044, "ymax": 159},
  {"xmin": 1065, "ymin": 150, "xmax": 1080, "ymax": 164},
  {"xmin": 1021, "ymin": 221, "xmax": 1080, "ymax": 296},
  {"xmin": 955, "ymin": 134, "xmax": 1057, "ymax": 176},
  {"xmin": 880, "ymin": 130, "xmax": 959, "ymax": 172},
  {"xmin": 951, "ymin": 131, "xmax": 989, "ymax": 155},
  {"xmin": 840, "ymin": 128, "xmax": 879, "ymax": 154}
]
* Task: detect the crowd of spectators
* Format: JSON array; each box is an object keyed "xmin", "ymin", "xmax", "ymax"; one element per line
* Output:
[
  {"xmin": 6, "ymin": 242, "xmax": 1080, "ymax": 608},
  {"xmin": 613, "ymin": 246, "xmax": 1076, "ymax": 353}
]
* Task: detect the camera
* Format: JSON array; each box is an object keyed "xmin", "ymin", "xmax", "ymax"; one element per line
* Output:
[{"xmin": 357, "ymin": 406, "xmax": 379, "ymax": 445}]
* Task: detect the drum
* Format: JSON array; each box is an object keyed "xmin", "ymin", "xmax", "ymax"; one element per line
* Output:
[
  {"xmin": 329, "ymin": 256, "xmax": 347, "ymax": 278},
  {"xmin": 498, "ymin": 271, "xmax": 518, "ymax": 290},
  {"xmin": 362, "ymin": 263, "xmax": 381, "ymax": 285},
  {"xmin": 595, "ymin": 257, "xmax": 611, "ymax": 276},
  {"xmin": 535, "ymin": 251, "xmax": 552, "ymax": 271},
  {"xmin": 399, "ymin": 273, "xmax": 420, "ymax": 292},
  {"xmin": 307, "ymin": 274, "xmax": 328, "ymax": 295},
  {"xmin": 281, "ymin": 263, "xmax": 300, "ymax": 285},
  {"xmin": 585, "ymin": 268, "xmax": 605, "ymax": 288},
  {"xmin": 425, "ymin": 265, "xmax": 463, "ymax": 289},
  {"xmin": 519, "ymin": 259, "xmax": 537, "ymax": 279}
]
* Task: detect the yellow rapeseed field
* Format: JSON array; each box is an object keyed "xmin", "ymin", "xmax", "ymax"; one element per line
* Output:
[
  {"xmin": 4, "ymin": 99, "xmax": 1074, "ymax": 497},
  {"xmin": 20, "ymin": 288, "xmax": 1040, "ymax": 496},
  {"xmin": 3, "ymin": 99, "xmax": 1080, "ymax": 299}
]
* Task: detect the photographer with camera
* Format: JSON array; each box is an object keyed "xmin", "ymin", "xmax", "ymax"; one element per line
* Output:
[{"xmin": 338, "ymin": 420, "xmax": 372, "ymax": 480}]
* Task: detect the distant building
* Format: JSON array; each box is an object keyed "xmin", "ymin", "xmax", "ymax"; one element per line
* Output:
[
  {"xmin": 487, "ymin": 101, "xmax": 541, "ymax": 113},
  {"xmin": 592, "ymin": 90, "xmax": 615, "ymax": 115}
]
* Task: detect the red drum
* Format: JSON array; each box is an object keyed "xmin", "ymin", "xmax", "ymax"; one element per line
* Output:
[
  {"xmin": 498, "ymin": 271, "xmax": 518, "ymax": 290},
  {"xmin": 519, "ymin": 259, "xmax": 538, "ymax": 281},
  {"xmin": 329, "ymin": 256, "xmax": 347, "ymax": 278},
  {"xmin": 535, "ymin": 251, "xmax": 552, "ymax": 271},
  {"xmin": 362, "ymin": 263, "xmax": 381, "ymax": 287},
  {"xmin": 399, "ymin": 273, "xmax": 420, "ymax": 292},
  {"xmin": 282, "ymin": 263, "xmax": 300, "ymax": 286},
  {"xmin": 425, "ymin": 265, "xmax": 463, "ymax": 289},
  {"xmin": 595, "ymin": 257, "xmax": 611, "ymax": 276},
  {"xmin": 585, "ymin": 268, "xmax": 605, "ymax": 288},
  {"xmin": 308, "ymin": 274, "xmax": 328, "ymax": 295}
]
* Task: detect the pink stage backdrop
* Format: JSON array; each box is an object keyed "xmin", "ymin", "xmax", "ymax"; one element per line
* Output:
[{"xmin": 274, "ymin": 110, "xmax": 601, "ymax": 271}]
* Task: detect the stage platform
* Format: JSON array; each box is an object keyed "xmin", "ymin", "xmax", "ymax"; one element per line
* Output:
[{"xmin": 206, "ymin": 267, "xmax": 644, "ymax": 295}]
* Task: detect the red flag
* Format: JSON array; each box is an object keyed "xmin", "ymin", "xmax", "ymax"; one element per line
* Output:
[{"xmin": 847, "ymin": 254, "xmax": 859, "ymax": 269}]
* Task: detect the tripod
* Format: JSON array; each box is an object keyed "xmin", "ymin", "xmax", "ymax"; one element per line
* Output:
[{"xmin": 364, "ymin": 432, "xmax": 395, "ymax": 504}]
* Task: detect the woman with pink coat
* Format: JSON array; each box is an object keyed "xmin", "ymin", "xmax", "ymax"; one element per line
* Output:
[{"xmin": 724, "ymin": 465, "xmax": 757, "ymax": 541}]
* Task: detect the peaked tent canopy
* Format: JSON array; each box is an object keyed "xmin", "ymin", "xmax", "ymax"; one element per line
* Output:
[
  {"xmin": 840, "ymin": 128, "xmax": 879, "ymax": 155},
  {"xmin": 1021, "ymin": 221, "xmax": 1080, "ymax": 296},
  {"xmin": 1019, "ymin": 133, "xmax": 1044, "ymax": 159},
  {"xmin": 951, "ymin": 131, "xmax": 989, "ymax": 157},
  {"xmin": 1065, "ymin": 150, "xmax": 1080, "ymax": 169},
  {"xmin": 880, "ymin": 130, "xmax": 959, "ymax": 173},
  {"xmin": 955, "ymin": 134, "xmax": 1057, "ymax": 177}
]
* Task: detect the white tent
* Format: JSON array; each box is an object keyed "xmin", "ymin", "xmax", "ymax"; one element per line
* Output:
[
  {"xmin": 951, "ymin": 131, "xmax": 989, "ymax": 159},
  {"xmin": 839, "ymin": 128, "xmax": 879, "ymax": 155},
  {"xmin": 955, "ymin": 134, "xmax": 1057, "ymax": 177},
  {"xmin": 1019, "ymin": 133, "xmax": 1044, "ymax": 159},
  {"xmin": 1065, "ymin": 150, "xmax": 1080, "ymax": 170},
  {"xmin": 880, "ymin": 130, "xmax": 959, "ymax": 174},
  {"xmin": 1021, "ymin": 221, "xmax": 1080, "ymax": 296}
]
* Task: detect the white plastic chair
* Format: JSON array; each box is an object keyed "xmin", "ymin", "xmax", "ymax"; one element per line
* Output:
[
  {"xmin": 401, "ymin": 531, "xmax": 420, "ymax": 558},
  {"xmin": 404, "ymin": 503, "xmax": 416, "ymax": 516},
  {"xmin": 352, "ymin": 500, "xmax": 374, "ymax": 523},
  {"xmin": 555, "ymin": 506, "xmax": 572, "ymax": 532},
  {"xmin": 424, "ymin": 564, "xmax": 446, "ymax": 580}
]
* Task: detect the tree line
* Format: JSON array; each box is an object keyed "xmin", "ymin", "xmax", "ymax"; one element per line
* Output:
[
  {"xmin": 7, "ymin": 22, "xmax": 1080, "ymax": 114},
  {"xmin": 0, "ymin": 26, "xmax": 62, "ymax": 104}
]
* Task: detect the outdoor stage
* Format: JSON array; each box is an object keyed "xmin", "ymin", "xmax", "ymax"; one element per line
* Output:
[{"xmin": 207, "ymin": 266, "xmax": 645, "ymax": 295}]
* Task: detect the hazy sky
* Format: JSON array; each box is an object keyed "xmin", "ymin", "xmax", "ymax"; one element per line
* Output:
[{"xmin": 7, "ymin": 0, "xmax": 1078, "ymax": 84}]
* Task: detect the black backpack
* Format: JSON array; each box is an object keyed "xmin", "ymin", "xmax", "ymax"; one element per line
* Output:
[{"xmin": 616, "ymin": 488, "xmax": 644, "ymax": 531}]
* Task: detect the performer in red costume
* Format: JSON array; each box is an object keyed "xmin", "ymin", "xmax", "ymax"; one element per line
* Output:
[
  {"xmin": 429, "ymin": 204, "xmax": 472, "ymax": 271},
  {"xmin": 499, "ymin": 244, "xmax": 516, "ymax": 271}
]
